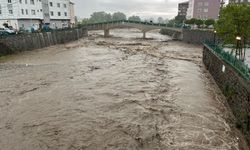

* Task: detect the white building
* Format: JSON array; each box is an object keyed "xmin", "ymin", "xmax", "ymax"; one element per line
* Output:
[{"xmin": 0, "ymin": 0, "xmax": 73, "ymax": 30}]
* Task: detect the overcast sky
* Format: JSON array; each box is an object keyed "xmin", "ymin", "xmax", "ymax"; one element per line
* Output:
[
  {"xmin": 74, "ymin": 0, "xmax": 188, "ymax": 20},
  {"xmin": 74, "ymin": 0, "xmax": 229, "ymax": 20}
]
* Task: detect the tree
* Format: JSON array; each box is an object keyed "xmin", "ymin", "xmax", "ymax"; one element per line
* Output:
[
  {"xmin": 215, "ymin": 3, "xmax": 250, "ymax": 60},
  {"xmin": 128, "ymin": 16, "xmax": 141, "ymax": 22},
  {"xmin": 195, "ymin": 19, "xmax": 204, "ymax": 28},
  {"xmin": 167, "ymin": 19, "xmax": 175, "ymax": 27},
  {"xmin": 112, "ymin": 12, "xmax": 126, "ymax": 21},
  {"xmin": 157, "ymin": 17, "xmax": 164, "ymax": 24},
  {"xmin": 81, "ymin": 18, "xmax": 90, "ymax": 25},
  {"xmin": 89, "ymin": 11, "xmax": 110, "ymax": 23},
  {"xmin": 175, "ymin": 15, "xmax": 186, "ymax": 24},
  {"xmin": 189, "ymin": 18, "xmax": 197, "ymax": 25},
  {"xmin": 204, "ymin": 19, "xmax": 215, "ymax": 27}
]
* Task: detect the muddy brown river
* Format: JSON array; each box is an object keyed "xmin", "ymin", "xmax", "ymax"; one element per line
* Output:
[{"xmin": 0, "ymin": 29, "xmax": 249, "ymax": 150}]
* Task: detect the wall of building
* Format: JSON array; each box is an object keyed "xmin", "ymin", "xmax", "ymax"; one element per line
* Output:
[
  {"xmin": 187, "ymin": 0, "xmax": 220, "ymax": 20},
  {"xmin": 0, "ymin": 28, "xmax": 88, "ymax": 56},
  {"xmin": 203, "ymin": 45, "xmax": 250, "ymax": 145},
  {"xmin": 0, "ymin": 0, "xmax": 72, "ymax": 30}
]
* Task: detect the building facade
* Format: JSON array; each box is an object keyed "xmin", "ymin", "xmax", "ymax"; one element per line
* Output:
[
  {"xmin": 187, "ymin": 0, "xmax": 220, "ymax": 20},
  {"xmin": 178, "ymin": 1, "xmax": 189, "ymax": 19},
  {"xmin": 0, "ymin": 0, "xmax": 74, "ymax": 30}
]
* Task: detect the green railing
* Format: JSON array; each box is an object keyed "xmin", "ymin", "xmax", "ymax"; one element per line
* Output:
[
  {"xmin": 81, "ymin": 20, "xmax": 183, "ymax": 29},
  {"xmin": 204, "ymin": 41, "xmax": 250, "ymax": 81}
]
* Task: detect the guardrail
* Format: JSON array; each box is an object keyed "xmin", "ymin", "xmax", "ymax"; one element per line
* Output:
[{"xmin": 204, "ymin": 41, "xmax": 250, "ymax": 81}]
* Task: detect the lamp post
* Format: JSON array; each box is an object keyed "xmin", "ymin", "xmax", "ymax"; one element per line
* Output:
[
  {"xmin": 213, "ymin": 30, "xmax": 217, "ymax": 45},
  {"xmin": 235, "ymin": 35, "xmax": 242, "ymax": 61}
]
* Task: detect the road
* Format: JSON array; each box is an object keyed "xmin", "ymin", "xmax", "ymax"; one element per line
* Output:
[{"xmin": 0, "ymin": 29, "xmax": 248, "ymax": 150}]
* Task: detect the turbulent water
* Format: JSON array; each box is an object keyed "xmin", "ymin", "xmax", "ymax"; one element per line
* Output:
[{"xmin": 0, "ymin": 29, "xmax": 248, "ymax": 150}]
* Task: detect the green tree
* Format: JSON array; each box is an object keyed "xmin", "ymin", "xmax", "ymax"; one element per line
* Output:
[
  {"xmin": 105, "ymin": 13, "xmax": 112, "ymax": 22},
  {"xmin": 89, "ymin": 11, "xmax": 109, "ymax": 23},
  {"xmin": 175, "ymin": 15, "xmax": 186, "ymax": 24},
  {"xmin": 189, "ymin": 18, "xmax": 197, "ymax": 25},
  {"xmin": 204, "ymin": 19, "xmax": 215, "ymax": 27},
  {"xmin": 195, "ymin": 19, "xmax": 204, "ymax": 28},
  {"xmin": 112, "ymin": 12, "xmax": 126, "ymax": 21},
  {"xmin": 81, "ymin": 18, "xmax": 90, "ymax": 24},
  {"xmin": 167, "ymin": 19, "xmax": 175, "ymax": 27},
  {"xmin": 216, "ymin": 3, "xmax": 250, "ymax": 44},
  {"xmin": 128, "ymin": 16, "xmax": 141, "ymax": 22}
]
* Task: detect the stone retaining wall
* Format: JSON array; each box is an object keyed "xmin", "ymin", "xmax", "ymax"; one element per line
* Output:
[
  {"xmin": 183, "ymin": 29, "xmax": 214, "ymax": 44},
  {"xmin": 160, "ymin": 29, "xmax": 215, "ymax": 44},
  {"xmin": 203, "ymin": 44, "xmax": 250, "ymax": 144},
  {"xmin": 0, "ymin": 28, "xmax": 88, "ymax": 56}
]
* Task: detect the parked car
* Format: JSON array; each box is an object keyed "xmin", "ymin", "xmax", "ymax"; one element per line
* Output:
[
  {"xmin": 0, "ymin": 29, "xmax": 9, "ymax": 36},
  {"xmin": 0, "ymin": 27, "xmax": 16, "ymax": 35}
]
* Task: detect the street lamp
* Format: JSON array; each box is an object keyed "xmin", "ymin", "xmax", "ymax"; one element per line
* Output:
[
  {"xmin": 235, "ymin": 35, "xmax": 242, "ymax": 61},
  {"xmin": 213, "ymin": 30, "xmax": 217, "ymax": 45}
]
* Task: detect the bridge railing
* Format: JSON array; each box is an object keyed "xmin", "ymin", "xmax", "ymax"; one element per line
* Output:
[
  {"xmin": 204, "ymin": 41, "xmax": 250, "ymax": 81},
  {"xmin": 81, "ymin": 20, "xmax": 182, "ymax": 29}
]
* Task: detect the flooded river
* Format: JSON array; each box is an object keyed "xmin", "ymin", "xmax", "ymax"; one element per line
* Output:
[{"xmin": 0, "ymin": 29, "xmax": 248, "ymax": 150}]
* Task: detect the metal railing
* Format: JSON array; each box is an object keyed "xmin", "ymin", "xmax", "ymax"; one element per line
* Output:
[
  {"xmin": 204, "ymin": 41, "xmax": 250, "ymax": 80},
  {"xmin": 81, "ymin": 19, "xmax": 183, "ymax": 29}
]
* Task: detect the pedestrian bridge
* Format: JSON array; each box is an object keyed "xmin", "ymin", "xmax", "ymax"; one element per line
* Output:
[{"xmin": 82, "ymin": 20, "xmax": 183, "ymax": 39}]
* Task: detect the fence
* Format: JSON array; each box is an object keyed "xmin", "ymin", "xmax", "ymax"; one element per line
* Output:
[{"xmin": 204, "ymin": 41, "xmax": 250, "ymax": 81}]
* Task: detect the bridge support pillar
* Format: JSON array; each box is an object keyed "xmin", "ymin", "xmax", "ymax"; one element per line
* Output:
[
  {"xmin": 143, "ymin": 31, "xmax": 146, "ymax": 39},
  {"xmin": 104, "ymin": 29, "xmax": 110, "ymax": 37}
]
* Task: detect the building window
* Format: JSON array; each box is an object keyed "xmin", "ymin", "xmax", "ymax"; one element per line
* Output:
[
  {"xmin": 49, "ymin": 2, "xmax": 53, "ymax": 7},
  {"xmin": 58, "ymin": 12, "xmax": 61, "ymax": 16},
  {"xmin": 25, "ymin": 0, "xmax": 27, "ymax": 4},
  {"xmin": 198, "ymin": 2, "xmax": 203, "ymax": 7},
  {"xmin": 64, "ymin": 4, "xmax": 67, "ymax": 8},
  {"xmin": 64, "ymin": 12, "xmax": 67, "ymax": 16},
  {"xmin": 0, "ymin": 5, "xmax": 2, "ymax": 15},
  {"xmin": 9, "ymin": 10, "xmax": 13, "ymax": 14},
  {"xmin": 30, "ymin": 0, "xmax": 34, "ymax": 5},
  {"xmin": 8, "ymin": 0, "xmax": 12, "ymax": 3},
  {"xmin": 204, "ymin": 8, "xmax": 208, "ymax": 13},
  {"xmin": 50, "ymin": 11, "xmax": 54, "ymax": 16},
  {"xmin": 25, "ymin": 9, "xmax": 28, "ymax": 14},
  {"xmin": 21, "ymin": 9, "xmax": 24, "ymax": 14},
  {"xmin": 19, "ymin": 0, "xmax": 22, "ymax": 3},
  {"xmin": 57, "ymin": 3, "xmax": 60, "ymax": 7},
  {"xmin": 31, "ymin": 9, "xmax": 36, "ymax": 15}
]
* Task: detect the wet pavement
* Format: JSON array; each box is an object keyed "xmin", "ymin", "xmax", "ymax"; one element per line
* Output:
[{"xmin": 0, "ymin": 29, "xmax": 248, "ymax": 150}]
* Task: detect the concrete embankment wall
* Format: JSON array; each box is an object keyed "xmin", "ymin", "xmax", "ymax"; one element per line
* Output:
[
  {"xmin": 160, "ymin": 29, "xmax": 214, "ymax": 44},
  {"xmin": 0, "ymin": 28, "xmax": 88, "ymax": 56},
  {"xmin": 203, "ymin": 45, "xmax": 250, "ymax": 144},
  {"xmin": 182, "ymin": 29, "xmax": 214, "ymax": 44}
]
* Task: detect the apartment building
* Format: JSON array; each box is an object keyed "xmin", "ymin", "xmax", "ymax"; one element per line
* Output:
[
  {"xmin": 178, "ymin": 1, "xmax": 189, "ymax": 19},
  {"xmin": 187, "ymin": 0, "xmax": 220, "ymax": 20},
  {"xmin": 69, "ymin": 1, "xmax": 75, "ymax": 27},
  {"xmin": 0, "ymin": 0, "xmax": 74, "ymax": 30}
]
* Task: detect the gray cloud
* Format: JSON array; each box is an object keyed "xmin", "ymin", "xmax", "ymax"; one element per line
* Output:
[{"xmin": 74, "ymin": 0, "xmax": 186, "ymax": 19}]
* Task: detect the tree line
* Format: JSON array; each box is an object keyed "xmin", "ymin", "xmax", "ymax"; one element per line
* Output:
[
  {"xmin": 80, "ymin": 11, "xmax": 170, "ymax": 25},
  {"xmin": 81, "ymin": 12, "xmax": 142, "ymax": 24}
]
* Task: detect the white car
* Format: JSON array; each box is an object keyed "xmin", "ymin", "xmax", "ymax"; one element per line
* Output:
[{"xmin": 0, "ymin": 27, "xmax": 16, "ymax": 34}]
